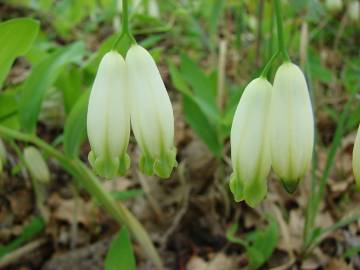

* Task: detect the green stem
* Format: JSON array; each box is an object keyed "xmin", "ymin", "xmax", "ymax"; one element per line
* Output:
[
  {"xmin": 113, "ymin": 0, "xmax": 136, "ymax": 49},
  {"xmin": 122, "ymin": 0, "xmax": 129, "ymax": 34},
  {"xmin": 0, "ymin": 125, "xmax": 163, "ymax": 269},
  {"xmin": 303, "ymin": 92, "xmax": 355, "ymax": 251},
  {"xmin": 273, "ymin": 0, "xmax": 290, "ymax": 61},
  {"xmin": 260, "ymin": 51, "xmax": 279, "ymax": 78}
]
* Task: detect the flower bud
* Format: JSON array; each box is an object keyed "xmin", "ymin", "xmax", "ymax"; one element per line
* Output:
[
  {"xmin": 270, "ymin": 63, "xmax": 314, "ymax": 193},
  {"xmin": 24, "ymin": 146, "xmax": 50, "ymax": 184},
  {"xmin": 353, "ymin": 125, "xmax": 360, "ymax": 187},
  {"xmin": 326, "ymin": 0, "xmax": 343, "ymax": 12},
  {"xmin": 229, "ymin": 78, "xmax": 272, "ymax": 206},
  {"xmin": 348, "ymin": 1, "xmax": 360, "ymax": 22},
  {"xmin": 0, "ymin": 139, "xmax": 6, "ymax": 174},
  {"xmin": 87, "ymin": 51, "xmax": 130, "ymax": 179},
  {"xmin": 126, "ymin": 45, "xmax": 177, "ymax": 178}
]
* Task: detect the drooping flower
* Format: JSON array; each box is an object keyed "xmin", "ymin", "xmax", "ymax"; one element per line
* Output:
[
  {"xmin": 270, "ymin": 62, "xmax": 314, "ymax": 192},
  {"xmin": 126, "ymin": 45, "xmax": 177, "ymax": 178},
  {"xmin": 325, "ymin": 0, "xmax": 343, "ymax": 12},
  {"xmin": 87, "ymin": 51, "xmax": 130, "ymax": 179},
  {"xmin": 348, "ymin": 1, "xmax": 360, "ymax": 22},
  {"xmin": 353, "ymin": 125, "xmax": 360, "ymax": 187},
  {"xmin": 24, "ymin": 146, "xmax": 50, "ymax": 184},
  {"xmin": 230, "ymin": 78, "xmax": 272, "ymax": 206}
]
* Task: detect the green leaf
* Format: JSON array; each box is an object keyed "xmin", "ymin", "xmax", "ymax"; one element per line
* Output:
[
  {"xmin": 105, "ymin": 226, "xmax": 136, "ymax": 270},
  {"xmin": 0, "ymin": 18, "xmax": 40, "ymax": 87},
  {"xmin": 0, "ymin": 217, "xmax": 45, "ymax": 258},
  {"xmin": 179, "ymin": 54, "xmax": 220, "ymax": 124},
  {"xmin": 168, "ymin": 62, "xmax": 221, "ymax": 157},
  {"xmin": 18, "ymin": 41, "xmax": 85, "ymax": 133},
  {"xmin": 56, "ymin": 65, "xmax": 84, "ymax": 114},
  {"xmin": 0, "ymin": 90, "xmax": 19, "ymax": 129},
  {"xmin": 226, "ymin": 215, "xmax": 278, "ymax": 270},
  {"xmin": 110, "ymin": 189, "xmax": 144, "ymax": 201},
  {"xmin": 63, "ymin": 90, "xmax": 89, "ymax": 157}
]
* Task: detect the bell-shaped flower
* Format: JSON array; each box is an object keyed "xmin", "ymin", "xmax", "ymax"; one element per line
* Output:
[
  {"xmin": 87, "ymin": 51, "xmax": 130, "ymax": 179},
  {"xmin": 326, "ymin": 0, "xmax": 343, "ymax": 12},
  {"xmin": 270, "ymin": 62, "xmax": 314, "ymax": 192},
  {"xmin": 353, "ymin": 125, "xmax": 360, "ymax": 187},
  {"xmin": 126, "ymin": 45, "xmax": 177, "ymax": 178},
  {"xmin": 24, "ymin": 146, "xmax": 50, "ymax": 184},
  {"xmin": 230, "ymin": 78, "xmax": 272, "ymax": 207},
  {"xmin": 348, "ymin": 1, "xmax": 360, "ymax": 22}
]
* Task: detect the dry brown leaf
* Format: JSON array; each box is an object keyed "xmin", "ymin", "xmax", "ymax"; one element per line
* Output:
[
  {"xmin": 325, "ymin": 258, "xmax": 352, "ymax": 270},
  {"xmin": 186, "ymin": 253, "xmax": 237, "ymax": 270},
  {"xmin": 48, "ymin": 194, "xmax": 95, "ymax": 227}
]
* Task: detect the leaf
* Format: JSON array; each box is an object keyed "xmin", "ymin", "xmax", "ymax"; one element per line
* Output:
[
  {"xmin": 179, "ymin": 54, "xmax": 220, "ymax": 124},
  {"xmin": 63, "ymin": 90, "xmax": 89, "ymax": 157},
  {"xmin": 0, "ymin": 17, "xmax": 40, "ymax": 87},
  {"xmin": 168, "ymin": 62, "xmax": 221, "ymax": 157},
  {"xmin": 105, "ymin": 226, "xmax": 136, "ymax": 270},
  {"xmin": 57, "ymin": 66, "xmax": 84, "ymax": 114},
  {"xmin": 110, "ymin": 189, "xmax": 144, "ymax": 201},
  {"xmin": 0, "ymin": 217, "xmax": 45, "ymax": 258},
  {"xmin": 18, "ymin": 41, "xmax": 85, "ymax": 133},
  {"xmin": 0, "ymin": 88, "xmax": 20, "ymax": 130},
  {"xmin": 245, "ymin": 215, "xmax": 278, "ymax": 269},
  {"xmin": 226, "ymin": 215, "xmax": 278, "ymax": 270}
]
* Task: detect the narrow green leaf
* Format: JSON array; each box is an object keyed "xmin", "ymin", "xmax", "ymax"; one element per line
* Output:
[
  {"xmin": 0, "ymin": 18, "xmax": 40, "ymax": 87},
  {"xmin": 226, "ymin": 215, "xmax": 278, "ymax": 270},
  {"xmin": 0, "ymin": 89, "xmax": 20, "ymax": 130},
  {"xmin": 168, "ymin": 62, "xmax": 221, "ymax": 157},
  {"xmin": 0, "ymin": 217, "xmax": 45, "ymax": 258},
  {"xmin": 63, "ymin": 90, "xmax": 89, "ymax": 157},
  {"xmin": 18, "ymin": 42, "xmax": 84, "ymax": 133},
  {"xmin": 105, "ymin": 226, "xmax": 136, "ymax": 270},
  {"xmin": 110, "ymin": 189, "xmax": 144, "ymax": 201},
  {"xmin": 57, "ymin": 66, "xmax": 84, "ymax": 114}
]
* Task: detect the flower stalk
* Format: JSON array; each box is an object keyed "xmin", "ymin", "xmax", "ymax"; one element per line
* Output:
[{"xmin": 273, "ymin": 0, "xmax": 290, "ymax": 61}]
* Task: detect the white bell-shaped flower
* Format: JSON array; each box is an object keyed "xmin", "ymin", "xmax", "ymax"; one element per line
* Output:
[
  {"xmin": 348, "ymin": 1, "xmax": 360, "ymax": 22},
  {"xmin": 326, "ymin": 0, "xmax": 343, "ymax": 12},
  {"xmin": 126, "ymin": 45, "xmax": 177, "ymax": 178},
  {"xmin": 230, "ymin": 78, "xmax": 272, "ymax": 206},
  {"xmin": 353, "ymin": 125, "xmax": 360, "ymax": 187},
  {"xmin": 87, "ymin": 51, "xmax": 130, "ymax": 179},
  {"xmin": 270, "ymin": 62, "xmax": 314, "ymax": 192}
]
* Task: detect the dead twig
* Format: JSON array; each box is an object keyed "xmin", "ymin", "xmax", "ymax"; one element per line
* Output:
[{"xmin": 0, "ymin": 238, "xmax": 48, "ymax": 269}]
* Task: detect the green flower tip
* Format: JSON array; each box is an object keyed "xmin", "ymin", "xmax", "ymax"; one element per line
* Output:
[
  {"xmin": 281, "ymin": 178, "xmax": 299, "ymax": 194},
  {"xmin": 243, "ymin": 179, "xmax": 267, "ymax": 208},
  {"xmin": 88, "ymin": 151, "xmax": 130, "ymax": 179},
  {"xmin": 229, "ymin": 174, "xmax": 244, "ymax": 203},
  {"xmin": 229, "ymin": 174, "xmax": 267, "ymax": 207},
  {"xmin": 139, "ymin": 148, "xmax": 177, "ymax": 178}
]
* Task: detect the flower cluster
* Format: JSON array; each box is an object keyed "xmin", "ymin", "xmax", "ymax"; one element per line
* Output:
[
  {"xmin": 87, "ymin": 45, "xmax": 177, "ymax": 179},
  {"xmin": 230, "ymin": 62, "xmax": 314, "ymax": 206}
]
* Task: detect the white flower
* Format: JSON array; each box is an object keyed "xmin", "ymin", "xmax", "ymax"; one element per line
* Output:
[
  {"xmin": 230, "ymin": 78, "xmax": 272, "ymax": 206},
  {"xmin": 126, "ymin": 45, "xmax": 176, "ymax": 178},
  {"xmin": 270, "ymin": 62, "xmax": 314, "ymax": 192},
  {"xmin": 87, "ymin": 51, "xmax": 130, "ymax": 179},
  {"xmin": 326, "ymin": 0, "xmax": 343, "ymax": 12},
  {"xmin": 353, "ymin": 125, "xmax": 360, "ymax": 187},
  {"xmin": 348, "ymin": 1, "xmax": 360, "ymax": 22},
  {"xmin": 24, "ymin": 146, "xmax": 50, "ymax": 183}
]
